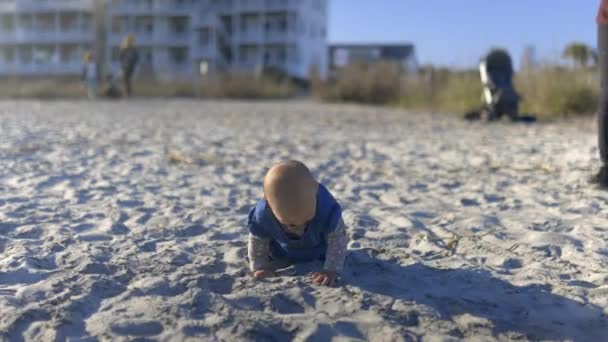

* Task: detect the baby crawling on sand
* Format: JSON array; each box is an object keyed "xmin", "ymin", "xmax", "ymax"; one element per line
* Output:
[{"xmin": 247, "ymin": 160, "xmax": 348, "ymax": 286}]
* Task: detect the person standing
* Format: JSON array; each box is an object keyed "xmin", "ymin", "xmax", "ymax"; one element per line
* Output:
[
  {"xmin": 81, "ymin": 50, "xmax": 98, "ymax": 100},
  {"xmin": 593, "ymin": 0, "xmax": 608, "ymax": 186},
  {"xmin": 119, "ymin": 34, "xmax": 139, "ymax": 97}
]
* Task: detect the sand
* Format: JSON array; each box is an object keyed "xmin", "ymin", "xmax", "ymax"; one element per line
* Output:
[{"xmin": 0, "ymin": 99, "xmax": 607, "ymax": 341}]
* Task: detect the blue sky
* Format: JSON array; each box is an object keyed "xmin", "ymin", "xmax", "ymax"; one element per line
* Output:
[{"xmin": 329, "ymin": 0, "xmax": 597, "ymax": 69}]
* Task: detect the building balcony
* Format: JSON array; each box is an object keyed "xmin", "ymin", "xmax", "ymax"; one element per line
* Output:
[
  {"xmin": 109, "ymin": 32, "xmax": 156, "ymax": 46},
  {"xmin": 0, "ymin": 62, "xmax": 83, "ymax": 75},
  {"xmin": 108, "ymin": 31, "xmax": 190, "ymax": 47},
  {"xmin": 109, "ymin": 1, "xmax": 191, "ymax": 16},
  {"xmin": 192, "ymin": 13, "xmax": 218, "ymax": 28},
  {"xmin": 264, "ymin": 0, "xmax": 300, "ymax": 11},
  {"xmin": 155, "ymin": 32, "xmax": 191, "ymax": 46},
  {"xmin": 0, "ymin": 29, "xmax": 94, "ymax": 44},
  {"xmin": 263, "ymin": 30, "xmax": 297, "ymax": 43},
  {"xmin": 0, "ymin": 1, "xmax": 16, "ymax": 12},
  {"xmin": 192, "ymin": 45, "xmax": 216, "ymax": 59},
  {"xmin": 237, "ymin": 0, "xmax": 266, "ymax": 12},
  {"xmin": 153, "ymin": 2, "xmax": 192, "ymax": 16},
  {"xmin": 11, "ymin": 0, "xmax": 94, "ymax": 12},
  {"xmin": 109, "ymin": 1, "xmax": 155, "ymax": 15},
  {"xmin": 235, "ymin": 29, "xmax": 265, "ymax": 44}
]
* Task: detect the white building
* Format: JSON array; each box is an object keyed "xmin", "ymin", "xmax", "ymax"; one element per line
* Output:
[
  {"xmin": 0, "ymin": 0, "xmax": 95, "ymax": 76},
  {"xmin": 0, "ymin": 0, "xmax": 329, "ymax": 80}
]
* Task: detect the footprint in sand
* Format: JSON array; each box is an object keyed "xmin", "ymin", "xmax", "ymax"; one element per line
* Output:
[
  {"xmin": 501, "ymin": 258, "xmax": 524, "ymax": 270},
  {"xmin": 0, "ymin": 222, "xmax": 19, "ymax": 235},
  {"xmin": 71, "ymin": 223, "xmax": 95, "ymax": 233},
  {"xmin": 14, "ymin": 225, "xmax": 43, "ymax": 239},
  {"xmin": 0, "ymin": 288, "xmax": 17, "ymax": 296},
  {"xmin": 79, "ymin": 262, "xmax": 116, "ymax": 275},
  {"xmin": 182, "ymin": 325, "xmax": 210, "ymax": 336},
  {"xmin": 175, "ymin": 224, "xmax": 206, "ymax": 238},
  {"xmin": 208, "ymin": 232, "xmax": 241, "ymax": 241},
  {"xmin": 139, "ymin": 240, "xmax": 157, "ymax": 252},
  {"xmin": 111, "ymin": 320, "xmax": 163, "ymax": 337},
  {"xmin": 116, "ymin": 200, "xmax": 144, "ymax": 208},
  {"xmin": 460, "ymin": 198, "xmax": 480, "ymax": 207},
  {"xmin": 268, "ymin": 293, "xmax": 305, "ymax": 314},
  {"xmin": 196, "ymin": 274, "xmax": 235, "ymax": 295}
]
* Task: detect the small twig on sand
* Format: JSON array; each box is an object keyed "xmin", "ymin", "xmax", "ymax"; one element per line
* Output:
[{"xmin": 167, "ymin": 150, "xmax": 194, "ymax": 165}]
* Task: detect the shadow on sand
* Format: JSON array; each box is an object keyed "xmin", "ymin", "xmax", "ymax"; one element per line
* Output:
[{"xmin": 343, "ymin": 249, "xmax": 607, "ymax": 341}]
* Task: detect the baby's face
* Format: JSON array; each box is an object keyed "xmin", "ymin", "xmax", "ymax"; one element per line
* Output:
[{"xmin": 269, "ymin": 191, "xmax": 317, "ymax": 230}]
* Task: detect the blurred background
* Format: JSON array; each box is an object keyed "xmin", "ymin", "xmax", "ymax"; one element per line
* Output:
[{"xmin": 0, "ymin": 0, "xmax": 599, "ymax": 118}]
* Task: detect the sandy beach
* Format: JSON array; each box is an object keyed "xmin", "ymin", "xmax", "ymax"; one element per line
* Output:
[{"xmin": 0, "ymin": 100, "xmax": 607, "ymax": 341}]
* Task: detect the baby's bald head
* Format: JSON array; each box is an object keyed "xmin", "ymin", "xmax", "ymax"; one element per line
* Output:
[{"xmin": 264, "ymin": 160, "xmax": 318, "ymax": 225}]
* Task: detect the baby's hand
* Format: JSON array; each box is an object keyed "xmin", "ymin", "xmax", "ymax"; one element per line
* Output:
[
  {"xmin": 253, "ymin": 270, "xmax": 276, "ymax": 279},
  {"xmin": 311, "ymin": 270, "xmax": 337, "ymax": 286}
]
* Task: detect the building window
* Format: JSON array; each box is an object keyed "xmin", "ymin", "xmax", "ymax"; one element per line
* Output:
[
  {"xmin": 169, "ymin": 47, "xmax": 188, "ymax": 65},
  {"xmin": 140, "ymin": 48, "xmax": 153, "ymax": 63},
  {"xmin": 111, "ymin": 46, "xmax": 120, "ymax": 62},
  {"xmin": 60, "ymin": 45, "xmax": 77, "ymax": 63},
  {"xmin": 111, "ymin": 17, "xmax": 122, "ymax": 33},
  {"xmin": 81, "ymin": 14, "xmax": 92, "ymax": 31},
  {"xmin": 20, "ymin": 47, "xmax": 32, "ymax": 63},
  {"xmin": 169, "ymin": 17, "xmax": 189, "ymax": 36},
  {"xmin": 1, "ymin": 15, "xmax": 14, "ymax": 31},
  {"xmin": 2, "ymin": 47, "xmax": 15, "ymax": 63},
  {"xmin": 18, "ymin": 15, "xmax": 32, "ymax": 30},
  {"xmin": 134, "ymin": 17, "xmax": 154, "ymax": 35},
  {"xmin": 279, "ymin": 19, "xmax": 286, "ymax": 32},
  {"xmin": 199, "ymin": 28, "xmax": 210, "ymax": 45}
]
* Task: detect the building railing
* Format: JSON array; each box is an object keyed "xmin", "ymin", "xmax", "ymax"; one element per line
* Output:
[
  {"xmin": 110, "ymin": 1, "xmax": 191, "ymax": 15},
  {"xmin": 235, "ymin": 28, "xmax": 264, "ymax": 43},
  {"xmin": 108, "ymin": 31, "xmax": 190, "ymax": 46},
  {"xmin": 109, "ymin": 31, "xmax": 155, "ymax": 46},
  {"xmin": 13, "ymin": 0, "xmax": 94, "ymax": 12},
  {"xmin": 264, "ymin": 0, "xmax": 299, "ymax": 11},
  {"xmin": 0, "ymin": 62, "xmax": 83, "ymax": 74},
  {"xmin": 192, "ymin": 45, "xmax": 216, "ymax": 58},
  {"xmin": 0, "ymin": 29, "xmax": 93, "ymax": 43},
  {"xmin": 263, "ymin": 30, "xmax": 297, "ymax": 43}
]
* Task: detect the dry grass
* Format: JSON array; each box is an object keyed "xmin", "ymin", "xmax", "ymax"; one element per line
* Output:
[
  {"xmin": 313, "ymin": 62, "xmax": 599, "ymax": 119},
  {"xmin": 515, "ymin": 67, "xmax": 598, "ymax": 119},
  {"xmin": 313, "ymin": 61, "xmax": 403, "ymax": 104},
  {"xmin": 0, "ymin": 72, "xmax": 296, "ymax": 100},
  {"xmin": 201, "ymin": 73, "xmax": 295, "ymax": 99},
  {"xmin": 0, "ymin": 78, "xmax": 83, "ymax": 99}
]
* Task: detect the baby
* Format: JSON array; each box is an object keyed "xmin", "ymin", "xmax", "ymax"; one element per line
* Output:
[{"xmin": 247, "ymin": 160, "xmax": 348, "ymax": 286}]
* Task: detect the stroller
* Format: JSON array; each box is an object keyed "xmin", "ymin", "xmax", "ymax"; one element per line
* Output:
[
  {"xmin": 103, "ymin": 73, "xmax": 122, "ymax": 99},
  {"xmin": 465, "ymin": 49, "xmax": 535, "ymax": 122}
]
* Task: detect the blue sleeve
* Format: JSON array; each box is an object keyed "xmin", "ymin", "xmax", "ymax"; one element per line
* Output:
[{"xmin": 247, "ymin": 205, "xmax": 270, "ymax": 238}]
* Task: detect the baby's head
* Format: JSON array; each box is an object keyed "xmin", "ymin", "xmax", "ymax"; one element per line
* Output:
[{"xmin": 264, "ymin": 160, "xmax": 318, "ymax": 229}]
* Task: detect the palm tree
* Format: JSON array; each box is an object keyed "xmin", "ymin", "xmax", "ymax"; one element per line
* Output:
[{"xmin": 563, "ymin": 42, "xmax": 593, "ymax": 68}]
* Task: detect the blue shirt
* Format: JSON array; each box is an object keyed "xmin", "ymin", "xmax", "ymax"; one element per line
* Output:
[{"xmin": 247, "ymin": 184, "xmax": 342, "ymax": 263}]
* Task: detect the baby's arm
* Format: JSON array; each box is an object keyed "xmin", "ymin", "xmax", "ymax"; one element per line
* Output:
[
  {"xmin": 247, "ymin": 233, "xmax": 270, "ymax": 272},
  {"xmin": 323, "ymin": 219, "xmax": 349, "ymax": 273}
]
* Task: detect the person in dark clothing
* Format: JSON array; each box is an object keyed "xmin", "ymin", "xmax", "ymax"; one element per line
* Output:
[
  {"xmin": 593, "ymin": 0, "xmax": 608, "ymax": 187},
  {"xmin": 119, "ymin": 34, "xmax": 139, "ymax": 97}
]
